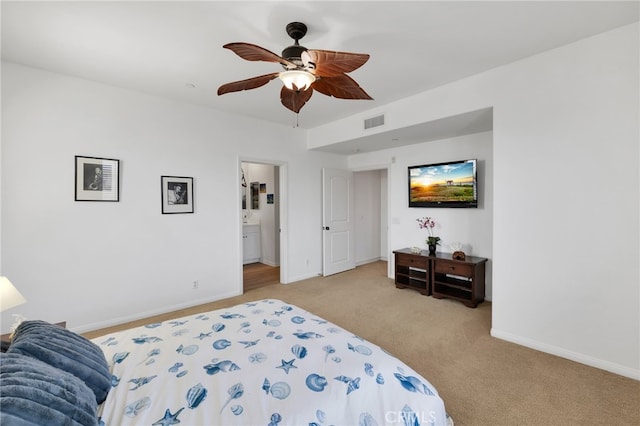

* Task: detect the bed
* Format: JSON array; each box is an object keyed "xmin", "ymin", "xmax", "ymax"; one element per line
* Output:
[{"xmin": 1, "ymin": 299, "xmax": 452, "ymax": 425}]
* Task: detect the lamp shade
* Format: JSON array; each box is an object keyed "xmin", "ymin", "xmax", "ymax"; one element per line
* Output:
[
  {"xmin": 0, "ymin": 276, "xmax": 26, "ymax": 312},
  {"xmin": 278, "ymin": 70, "xmax": 315, "ymax": 91}
]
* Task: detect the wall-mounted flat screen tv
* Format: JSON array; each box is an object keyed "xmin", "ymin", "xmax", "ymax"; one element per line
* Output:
[{"xmin": 408, "ymin": 159, "xmax": 477, "ymax": 208}]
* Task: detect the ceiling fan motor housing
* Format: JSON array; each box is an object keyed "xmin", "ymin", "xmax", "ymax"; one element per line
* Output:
[
  {"xmin": 282, "ymin": 44, "xmax": 307, "ymax": 66},
  {"xmin": 286, "ymin": 22, "xmax": 307, "ymax": 41},
  {"xmin": 282, "ymin": 22, "xmax": 308, "ymax": 67}
]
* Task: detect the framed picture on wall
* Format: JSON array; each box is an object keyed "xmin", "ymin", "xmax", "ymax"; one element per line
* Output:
[
  {"xmin": 161, "ymin": 176, "xmax": 194, "ymax": 214},
  {"xmin": 74, "ymin": 155, "xmax": 120, "ymax": 201}
]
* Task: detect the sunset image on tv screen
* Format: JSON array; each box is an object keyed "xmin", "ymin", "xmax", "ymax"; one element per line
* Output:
[{"xmin": 410, "ymin": 161, "xmax": 476, "ymax": 203}]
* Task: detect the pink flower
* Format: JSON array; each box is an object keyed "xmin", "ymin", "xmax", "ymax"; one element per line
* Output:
[
  {"xmin": 417, "ymin": 217, "xmax": 440, "ymax": 245},
  {"xmin": 416, "ymin": 217, "xmax": 436, "ymax": 234}
]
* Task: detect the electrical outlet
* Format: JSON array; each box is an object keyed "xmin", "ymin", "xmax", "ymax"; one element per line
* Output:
[{"xmin": 192, "ymin": 280, "xmax": 199, "ymax": 290}]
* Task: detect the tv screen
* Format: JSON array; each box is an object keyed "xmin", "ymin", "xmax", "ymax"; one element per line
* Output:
[{"xmin": 408, "ymin": 159, "xmax": 477, "ymax": 208}]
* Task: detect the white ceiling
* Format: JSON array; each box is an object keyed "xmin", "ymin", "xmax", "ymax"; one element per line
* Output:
[{"xmin": 2, "ymin": 1, "xmax": 638, "ymax": 151}]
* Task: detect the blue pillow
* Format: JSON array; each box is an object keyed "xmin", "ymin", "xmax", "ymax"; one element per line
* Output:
[
  {"xmin": 7, "ymin": 320, "xmax": 111, "ymax": 404},
  {"xmin": 0, "ymin": 352, "xmax": 99, "ymax": 426}
]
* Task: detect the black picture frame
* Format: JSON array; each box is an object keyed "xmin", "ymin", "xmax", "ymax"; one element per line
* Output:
[
  {"xmin": 161, "ymin": 176, "xmax": 194, "ymax": 214},
  {"xmin": 75, "ymin": 156, "xmax": 120, "ymax": 201}
]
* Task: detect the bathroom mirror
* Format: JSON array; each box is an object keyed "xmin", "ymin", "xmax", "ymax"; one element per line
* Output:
[{"xmin": 250, "ymin": 181, "xmax": 259, "ymax": 210}]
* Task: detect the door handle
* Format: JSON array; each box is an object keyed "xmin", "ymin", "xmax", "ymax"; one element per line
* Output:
[{"xmin": 323, "ymin": 226, "xmax": 330, "ymax": 230}]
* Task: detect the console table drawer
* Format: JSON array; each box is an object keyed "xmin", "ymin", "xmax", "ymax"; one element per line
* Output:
[
  {"xmin": 434, "ymin": 261, "xmax": 473, "ymax": 277},
  {"xmin": 397, "ymin": 254, "xmax": 428, "ymax": 269}
]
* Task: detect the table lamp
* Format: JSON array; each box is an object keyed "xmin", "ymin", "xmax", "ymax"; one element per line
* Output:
[{"xmin": 0, "ymin": 276, "xmax": 26, "ymax": 312}]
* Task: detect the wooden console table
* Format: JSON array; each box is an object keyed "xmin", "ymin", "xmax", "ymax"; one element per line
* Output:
[{"xmin": 393, "ymin": 248, "xmax": 487, "ymax": 308}]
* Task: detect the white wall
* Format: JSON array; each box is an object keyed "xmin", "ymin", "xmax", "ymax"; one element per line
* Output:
[
  {"xmin": 0, "ymin": 62, "xmax": 347, "ymax": 333},
  {"xmin": 379, "ymin": 170, "xmax": 388, "ymax": 261},
  {"xmin": 317, "ymin": 23, "xmax": 639, "ymax": 379},
  {"xmin": 353, "ymin": 170, "xmax": 382, "ymax": 265},
  {"xmin": 489, "ymin": 23, "xmax": 639, "ymax": 380},
  {"xmin": 349, "ymin": 132, "xmax": 494, "ymax": 299}
]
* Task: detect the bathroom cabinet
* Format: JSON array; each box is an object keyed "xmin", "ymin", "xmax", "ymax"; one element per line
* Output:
[{"xmin": 243, "ymin": 224, "xmax": 261, "ymax": 264}]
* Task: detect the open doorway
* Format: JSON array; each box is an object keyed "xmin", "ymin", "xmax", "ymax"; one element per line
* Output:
[
  {"xmin": 241, "ymin": 161, "xmax": 283, "ymax": 291},
  {"xmin": 353, "ymin": 168, "xmax": 389, "ymax": 274}
]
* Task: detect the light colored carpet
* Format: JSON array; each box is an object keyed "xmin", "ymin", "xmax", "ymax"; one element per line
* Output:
[{"xmin": 85, "ymin": 261, "xmax": 640, "ymax": 425}]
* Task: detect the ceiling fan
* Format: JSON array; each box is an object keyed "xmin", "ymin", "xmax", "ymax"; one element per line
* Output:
[{"xmin": 217, "ymin": 22, "xmax": 372, "ymax": 114}]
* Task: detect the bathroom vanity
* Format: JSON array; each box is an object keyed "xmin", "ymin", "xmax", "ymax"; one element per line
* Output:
[{"xmin": 242, "ymin": 224, "xmax": 261, "ymax": 264}]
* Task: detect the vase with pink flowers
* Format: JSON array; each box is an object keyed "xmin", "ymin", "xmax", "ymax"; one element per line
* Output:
[{"xmin": 416, "ymin": 216, "xmax": 440, "ymax": 255}]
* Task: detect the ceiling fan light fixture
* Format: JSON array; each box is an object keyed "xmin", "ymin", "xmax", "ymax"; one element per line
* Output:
[{"xmin": 279, "ymin": 70, "xmax": 315, "ymax": 91}]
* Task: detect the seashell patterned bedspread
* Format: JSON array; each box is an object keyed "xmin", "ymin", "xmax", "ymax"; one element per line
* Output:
[{"xmin": 93, "ymin": 299, "xmax": 449, "ymax": 425}]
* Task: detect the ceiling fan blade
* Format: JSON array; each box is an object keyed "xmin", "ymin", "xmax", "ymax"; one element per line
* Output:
[
  {"xmin": 312, "ymin": 74, "xmax": 372, "ymax": 100},
  {"xmin": 280, "ymin": 86, "xmax": 313, "ymax": 113},
  {"xmin": 303, "ymin": 50, "xmax": 370, "ymax": 77},
  {"xmin": 223, "ymin": 42, "xmax": 296, "ymax": 68},
  {"xmin": 217, "ymin": 73, "xmax": 280, "ymax": 95}
]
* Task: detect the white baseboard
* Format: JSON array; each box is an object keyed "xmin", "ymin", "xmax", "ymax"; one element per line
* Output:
[
  {"xmin": 356, "ymin": 257, "xmax": 382, "ymax": 266},
  {"xmin": 491, "ymin": 328, "xmax": 640, "ymax": 381},
  {"xmin": 74, "ymin": 289, "xmax": 242, "ymax": 334},
  {"xmin": 284, "ymin": 272, "xmax": 321, "ymax": 284}
]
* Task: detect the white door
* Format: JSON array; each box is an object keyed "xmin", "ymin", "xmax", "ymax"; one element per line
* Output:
[{"xmin": 322, "ymin": 168, "xmax": 355, "ymax": 276}]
